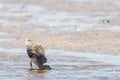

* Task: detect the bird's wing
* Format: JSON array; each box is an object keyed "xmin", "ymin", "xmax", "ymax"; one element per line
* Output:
[
  {"xmin": 34, "ymin": 44, "xmax": 45, "ymax": 55},
  {"xmin": 36, "ymin": 54, "xmax": 47, "ymax": 66}
]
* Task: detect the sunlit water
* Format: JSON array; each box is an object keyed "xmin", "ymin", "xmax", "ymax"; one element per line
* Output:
[
  {"xmin": 0, "ymin": 2, "xmax": 120, "ymax": 33},
  {"xmin": 0, "ymin": 1, "xmax": 120, "ymax": 80},
  {"xmin": 0, "ymin": 48, "xmax": 120, "ymax": 80}
]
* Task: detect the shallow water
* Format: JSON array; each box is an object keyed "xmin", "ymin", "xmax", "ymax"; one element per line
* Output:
[
  {"xmin": 0, "ymin": 0, "xmax": 120, "ymax": 80},
  {"xmin": 0, "ymin": 1, "xmax": 120, "ymax": 33},
  {"xmin": 0, "ymin": 48, "xmax": 120, "ymax": 80}
]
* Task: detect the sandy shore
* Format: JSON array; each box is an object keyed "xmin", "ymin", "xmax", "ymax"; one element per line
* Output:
[
  {"xmin": 0, "ymin": 0, "xmax": 120, "ymax": 55},
  {"xmin": 0, "ymin": 1, "xmax": 120, "ymax": 80},
  {"xmin": 0, "ymin": 25, "xmax": 120, "ymax": 54}
]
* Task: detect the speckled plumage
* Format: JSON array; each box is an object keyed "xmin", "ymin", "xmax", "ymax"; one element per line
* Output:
[{"xmin": 26, "ymin": 39, "xmax": 51, "ymax": 70}]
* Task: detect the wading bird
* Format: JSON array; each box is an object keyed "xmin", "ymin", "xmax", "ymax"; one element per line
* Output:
[{"xmin": 26, "ymin": 38, "xmax": 51, "ymax": 70}]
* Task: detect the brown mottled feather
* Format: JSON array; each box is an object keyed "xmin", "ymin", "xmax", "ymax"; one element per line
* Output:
[{"xmin": 26, "ymin": 38, "xmax": 49, "ymax": 69}]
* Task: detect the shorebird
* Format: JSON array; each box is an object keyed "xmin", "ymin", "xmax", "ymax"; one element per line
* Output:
[
  {"xmin": 103, "ymin": 20, "xmax": 110, "ymax": 23},
  {"xmin": 26, "ymin": 38, "xmax": 51, "ymax": 70}
]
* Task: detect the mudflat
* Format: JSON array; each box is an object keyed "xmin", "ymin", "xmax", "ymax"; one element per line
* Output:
[{"xmin": 0, "ymin": 0, "xmax": 120, "ymax": 80}]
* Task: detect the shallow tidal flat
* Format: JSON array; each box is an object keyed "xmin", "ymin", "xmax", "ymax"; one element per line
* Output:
[
  {"xmin": 0, "ymin": 0, "xmax": 120, "ymax": 80},
  {"xmin": 0, "ymin": 25, "xmax": 120, "ymax": 55}
]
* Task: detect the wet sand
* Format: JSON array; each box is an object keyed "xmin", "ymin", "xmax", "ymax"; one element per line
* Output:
[
  {"xmin": 0, "ymin": 0, "xmax": 120, "ymax": 80},
  {"xmin": 0, "ymin": 49, "xmax": 120, "ymax": 80},
  {"xmin": 0, "ymin": 0, "xmax": 120, "ymax": 54},
  {"xmin": 0, "ymin": 26, "xmax": 120, "ymax": 54}
]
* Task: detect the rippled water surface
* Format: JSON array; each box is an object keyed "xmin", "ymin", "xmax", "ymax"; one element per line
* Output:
[
  {"xmin": 0, "ymin": 0, "xmax": 120, "ymax": 80},
  {"xmin": 0, "ymin": 48, "xmax": 120, "ymax": 80},
  {"xmin": 0, "ymin": 1, "xmax": 120, "ymax": 32}
]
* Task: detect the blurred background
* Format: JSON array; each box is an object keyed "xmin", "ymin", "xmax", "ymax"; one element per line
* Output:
[
  {"xmin": 0, "ymin": 0, "xmax": 120, "ymax": 53},
  {"xmin": 0, "ymin": 0, "xmax": 120, "ymax": 80}
]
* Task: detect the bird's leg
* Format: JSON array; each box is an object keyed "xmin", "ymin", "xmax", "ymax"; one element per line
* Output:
[{"xmin": 30, "ymin": 61, "xmax": 33, "ymax": 70}]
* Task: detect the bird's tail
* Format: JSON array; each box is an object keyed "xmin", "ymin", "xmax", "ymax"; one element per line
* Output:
[{"xmin": 25, "ymin": 38, "xmax": 33, "ymax": 47}]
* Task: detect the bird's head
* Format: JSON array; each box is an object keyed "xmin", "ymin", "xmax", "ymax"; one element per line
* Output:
[{"xmin": 42, "ymin": 64, "xmax": 52, "ymax": 70}]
